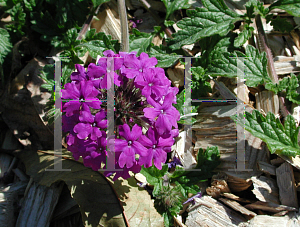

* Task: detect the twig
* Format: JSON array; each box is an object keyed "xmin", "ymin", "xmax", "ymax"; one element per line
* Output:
[
  {"xmin": 77, "ymin": 5, "xmax": 101, "ymax": 41},
  {"xmin": 118, "ymin": 0, "xmax": 130, "ymax": 52},
  {"xmin": 255, "ymin": 14, "xmax": 290, "ymax": 118}
]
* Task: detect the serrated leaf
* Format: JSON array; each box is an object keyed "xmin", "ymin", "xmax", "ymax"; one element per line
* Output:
[
  {"xmin": 233, "ymin": 110, "xmax": 300, "ymax": 157},
  {"xmin": 266, "ymin": 74, "xmax": 300, "ymax": 104},
  {"xmin": 140, "ymin": 165, "xmax": 168, "ymax": 185},
  {"xmin": 207, "ymin": 45, "xmax": 272, "ymax": 87},
  {"xmin": 234, "ymin": 25, "xmax": 254, "ymax": 47},
  {"xmin": 162, "ymin": 0, "xmax": 190, "ymax": 20},
  {"xmin": 0, "ymin": 28, "xmax": 12, "ymax": 64},
  {"xmin": 169, "ymin": 0, "xmax": 241, "ymax": 50},
  {"xmin": 148, "ymin": 45, "xmax": 181, "ymax": 68},
  {"xmin": 270, "ymin": 0, "xmax": 300, "ymax": 17},
  {"xmin": 246, "ymin": 0, "xmax": 269, "ymax": 17},
  {"xmin": 129, "ymin": 29, "xmax": 153, "ymax": 55},
  {"xmin": 270, "ymin": 16, "xmax": 294, "ymax": 32}
]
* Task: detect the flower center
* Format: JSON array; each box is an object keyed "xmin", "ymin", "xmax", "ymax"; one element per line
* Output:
[
  {"xmin": 152, "ymin": 144, "xmax": 156, "ymax": 149},
  {"xmin": 160, "ymin": 109, "xmax": 164, "ymax": 114},
  {"xmin": 107, "ymin": 69, "xmax": 111, "ymax": 73},
  {"xmin": 128, "ymin": 140, "xmax": 132, "ymax": 146},
  {"xmin": 80, "ymin": 98, "xmax": 84, "ymax": 102},
  {"xmin": 92, "ymin": 122, "xmax": 96, "ymax": 127},
  {"xmin": 139, "ymin": 68, "xmax": 143, "ymax": 72},
  {"xmin": 148, "ymin": 83, "xmax": 153, "ymax": 87}
]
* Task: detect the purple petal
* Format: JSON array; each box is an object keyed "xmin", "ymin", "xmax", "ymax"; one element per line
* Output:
[
  {"xmin": 119, "ymin": 124, "xmax": 131, "ymax": 140},
  {"xmin": 156, "ymin": 114, "xmax": 172, "ymax": 134},
  {"xmin": 130, "ymin": 124, "xmax": 142, "ymax": 141},
  {"xmin": 63, "ymin": 101, "xmax": 81, "ymax": 117},
  {"xmin": 138, "ymin": 149, "xmax": 153, "ymax": 168},
  {"xmin": 79, "ymin": 111, "xmax": 94, "ymax": 123},
  {"xmin": 87, "ymin": 63, "xmax": 106, "ymax": 78},
  {"xmin": 132, "ymin": 141, "xmax": 147, "ymax": 156},
  {"xmin": 114, "ymin": 139, "xmax": 128, "ymax": 151},
  {"xmin": 138, "ymin": 135, "xmax": 153, "ymax": 148},
  {"xmin": 118, "ymin": 148, "xmax": 135, "ymax": 168},
  {"xmin": 143, "ymin": 107, "xmax": 160, "ymax": 120},
  {"xmin": 74, "ymin": 123, "xmax": 92, "ymax": 139},
  {"xmin": 90, "ymin": 127, "xmax": 102, "ymax": 140},
  {"xmin": 161, "ymin": 92, "xmax": 174, "ymax": 110},
  {"xmin": 153, "ymin": 148, "xmax": 167, "ymax": 170}
]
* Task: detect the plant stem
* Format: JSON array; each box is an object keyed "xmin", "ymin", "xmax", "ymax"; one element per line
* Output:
[
  {"xmin": 255, "ymin": 14, "xmax": 289, "ymax": 117},
  {"xmin": 117, "ymin": 0, "xmax": 129, "ymax": 52}
]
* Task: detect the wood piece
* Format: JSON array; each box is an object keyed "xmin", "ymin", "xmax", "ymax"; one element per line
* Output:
[
  {"xmin": 16, "ymin": 181, "xmax": 63, "ymax": 227},
  {"xmin": 218, "ymin": 197, "xmax": 257, "ymax": 217},
  {"xmin": 245, "ymin": 201, "xmax": 298, "ymax": 213},
  {"xmin": 185, "ymin": 196, "xmax": 247, "ymax": 227},
  {"xmin": 193, "ymin": 103, "xmax": 268, "ymax": 172},
  {"xmin": 274, "ymin": 56, "xmax": 300, "ymax": 75},
  {"xmin": 0, "ymin": 153, "xmax": 13, "ymax": 178},
  {"xmin": 247, "ymin": 215, "xmax": 292, "ymax": 227},
  {"xmin": 270, "ymin": 157, "xmax": 285, "ymax": 166},
  {"xmin": 222, "ymin": 193, "xmax": 254, "ymax": 204},
  {"xmin": 276, "ymin": 162, "xmax": 298, "ymax": 209},
  {"xmin": 91, "ymin": 5, "xmax": 121, "ymax": 41},
  {"xmin": 257, "ymin": 161, "xmax": 276, "ymax": 175},
  {"xmin": 225, "ymin": 172, "xmax": 256, "ymax": 192},
  {"xmin": 206, "ymin": 179, "xmax": 230, "ymax": 199},
  {"xmin": 255, "ymin": 90, "xmax": 279, "ymax": 116},
  {"xmin": 166, "ymin": 64, "xmax": 184, "ymax": 88},
  {"xmin": 0, "ymin": 181, "xmax": 27, "ymax": 227},
  {"xmin": 251, "ymin": 176, "xmax": 280, "ymax": 204}
]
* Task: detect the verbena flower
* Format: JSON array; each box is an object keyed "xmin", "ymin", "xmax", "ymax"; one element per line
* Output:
[{"xmin": 61, "ymin": 51, "xmax": 180, "ymax": 180}]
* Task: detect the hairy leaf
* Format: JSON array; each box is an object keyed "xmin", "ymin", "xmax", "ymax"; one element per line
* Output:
[
  {"xmin": 0, "ymin": 28, "xmax": 12, "ymax": 64},
  {"xmin": 207, "ymin": 45, "xmax": 272, "ymax": 87},
  {"xmin": 169, "ymin": 0, "xmax": 241, "ymax": 50},
  {"xmin": 162, "ymin": 0, "xmax": 190, "ymax": 19},
  {"xmin": 149, "ymin": 45, "xmax": 181, "ymax": 68},
  {"xmin": 266, "ymin": 74, "xmax": 300, "ymax": 104},
  {"xmin": 232, "ymin": 110, "xmax": 300, "ymax": 157},
  {"xmin": 270, "ymin": 0, "xmax": 300, "ymax": 17},
  {"xmin": 270, "ymin": 16, "xmax": 294, "ymax": 33},
  {"xmin": 140, "ymin": 165, "xmax": 168, "ymax": 185},
  {"xmin": 129, "ymin": 29, "xmax": 153, "ymax": 55},
  {"xmin": 234, "ymin": 24, "xmax": 254, "ymax": 47}
]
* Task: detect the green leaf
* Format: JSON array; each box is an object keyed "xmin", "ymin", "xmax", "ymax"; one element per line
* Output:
[
  {"xmin": 162, "ymin": 0, "xmax": 190, "ymax": 20},
  {"xmin": 148, "ymin": 45, "xmax": 181, "ymax": 68},
  {"xmin": 169, "ymin": 0, "xmax": 241, "ymax": 50},
  {"xmin": 164, "ymin": 20, "xmax": 175, "ymax": 27},
  {"xmin": 140, "ymin": 165, "xmax": 168, "ymax": 185},
  {"xmin": 246, "ymin": 0, "xmax": 269, "ymax": 17},
  {"xmin": 191, "ymin": 66, "xmax": 212, "ymax": 98},
  {"xmin": 207, "ymin": 45, "xmax": 272, "ymax": 87},
  {"xmin": 0, "ymin": 28, "xmax": 12, "ymax": 64},
  {"xmin": 234, "ymin": 24, "xmax": 254, "ymax": 47},
  {"xmin": 24, "ymin": 0, "xmax": 36, "ymax": 11},
  {"xmin": 232, "ymin": 110, "xmax": 300, "ymax": 157},
  {"xmin": 270, "ymin": 0, "xmax": 300, "ymax": 17},
  {"xmin": 91, "ymin": 0, "xmax": 110, "ymax": 7},
  {"xmin": 129, "ymin": 29, "xmax": 153, "ymax": 55},
  {"xmin": 173, "ymin": 89, "xmax": 198, "ymax": 125},
  {"xmin": 266, "ymin": 74, "xmax": 300, "ymax": 104},
  {"xmin": 270, "ymin": 16, "xmax": 294, "ymax": 33},
  {"xmin": 197, "ymin": 33, "xmax": 236, "ymax": 68}
]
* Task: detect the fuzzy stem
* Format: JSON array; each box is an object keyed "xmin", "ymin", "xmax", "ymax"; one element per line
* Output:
[
  {"xmin": 255, "ymin": 14, "xmax": 289, "ymax": 117},
  {"xmin": 117, "ymin": 0, "xmax": 129, "ymax": 52}
]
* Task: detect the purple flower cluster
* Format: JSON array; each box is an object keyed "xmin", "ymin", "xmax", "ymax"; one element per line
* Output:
[{"xmin": 62, "ymin": 50, "xmax": 180, "ymax": 180}]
